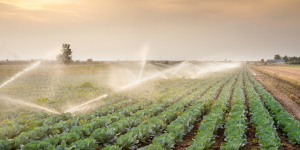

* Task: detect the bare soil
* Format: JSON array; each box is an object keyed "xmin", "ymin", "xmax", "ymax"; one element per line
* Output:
[
  {"xmin": 277, "ymin": 128, "xmax": 299, "ymax": 150},
  {"xmin": 209, "ymin": 127, "xmax": 226, "ymax": 149},
  {"xmin": 253, "ymin": 66, "xmax": 300, "ymax": 86},
  {"xmin": 174, "ymin": 116, "xmax": 203, "ymax": 150},
  {"xmin": 249, "ymin": 67, "xmax": 300, "ymax": 121}
]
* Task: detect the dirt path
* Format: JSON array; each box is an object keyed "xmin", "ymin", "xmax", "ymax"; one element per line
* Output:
[{"xmin": 249, "ymin": 67, "xmax": 300, "ymax": 121}]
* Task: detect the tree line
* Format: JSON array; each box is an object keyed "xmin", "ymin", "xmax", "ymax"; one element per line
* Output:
[{"xmin": 274, "ymin": 54, "xmax": 300, "ymax": 63}]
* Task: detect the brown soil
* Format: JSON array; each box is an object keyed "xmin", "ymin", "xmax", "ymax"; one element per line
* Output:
[
  {"xmin": 277, "ymin": 128, "xmax": 299, "ymax": 149},
  {"xmin": 242, "ymin": 79, "xmax": 261, "ymax": 150},
  {"xmin": 254, "ymin": 66, "xmax": 300, "ymax": 85},
  {"xmin": 173, "ymin": 75, "xmax": 235, "ymax": 150},
  {"xmin": 209, "ymin": 127, "xmax": 226, "ymax": 149},
  {"xmin": 174, "ymin": 116, "xmax": 203, "ymax": 150},
  {"xmin": 209, "ymin": 77, "xmax": 237, "ymax": 149},
  {"xmin": 249, "ymin": 67, "xmax": 300, "ymax": 121}
]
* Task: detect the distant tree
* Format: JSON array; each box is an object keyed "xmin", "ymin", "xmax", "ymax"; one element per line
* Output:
[
  {"xmin": 290, "ymin": 56, "xmax": 298, "ymax": 62},
  {"xmin": 87, "ymin": 58, "xmax": 93, "ymax": 63},
  {"xmin": 282, "ymin": 55, "xmax": 289, "ymax": 62},
  {"xmin": 260, "ymin": 59, "xmax": 265, "ymax": 65},
  {"xmin": 6, "ymin": 59, "xmax": 8, "ymax": 61},
  {"xmin": 274, "ymin": 54, "xmax": 282, "ymax": 60},
  {"xmin": 165, "ymin": 61, "xmax": 169, "ymax": 64},
  {"xmin": 56, "ymin": 44, "xmax": 72, "ymax": 65}
]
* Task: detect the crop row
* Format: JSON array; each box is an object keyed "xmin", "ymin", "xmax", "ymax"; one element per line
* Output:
[
  {"xmin": 0, "ymin": 79, "xmax": 190, "ymax": 149},
  {"xmin": 57, "ymin": 78, "xmax": 211, "ymax": 149},
  {"xmin": 246, "ymin": 69, "xmax": 300, "ymax": 144},
  {"xmin": 0, "ymin": 94, "xmax": 131, "ymax": 141},
  {"xmin": 82, "ymin": 78, "xmax": 217, "ymax": 150},
  {"xmin": 0, "ymin": 79, "xmax": 168, "ymax": 135},
  {"xmin": 244, "ymin": 69, "xmax": 282, "ymax": 149},
  {"xmin": 221, "ymin": 71, "xmax": 247, "ymax": 150},
  {"xmin": 137, "ymin": 70, "xmax": 237, "ymax": 150},
  {"xmin": 187, "ymin": 71, "xmax": 239, "ymax": 149},
  {"xmin": 20, "ymin": 79, "xmax": 206, "ymax": 149},
  {"xmin": 104, "ymin": 71, "xmax": 235, "ymax": 150}
]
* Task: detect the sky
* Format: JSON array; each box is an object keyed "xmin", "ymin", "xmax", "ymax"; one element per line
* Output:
[{"xmin": 0, "ymin": 0, "xmax": 299, "ymax": 61}]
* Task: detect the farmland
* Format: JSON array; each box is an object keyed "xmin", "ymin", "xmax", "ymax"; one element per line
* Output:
[
  {"xmin": 249, "ymin": 66, "xmax": 300, "ymax": 121},
  {"xmin": 0, "ymin": 62, "xmax": 300, "ymax": 150}
]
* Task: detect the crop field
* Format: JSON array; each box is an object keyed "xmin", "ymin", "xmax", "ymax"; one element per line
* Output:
[{"xmin": 0, "ymin": 62, "xmax": 300, "ymax": 150}]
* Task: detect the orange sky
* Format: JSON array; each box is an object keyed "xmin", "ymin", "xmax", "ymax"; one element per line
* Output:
[{"xmin": 0, "ymin": 0, "xmax": 299, "ymax": 61}]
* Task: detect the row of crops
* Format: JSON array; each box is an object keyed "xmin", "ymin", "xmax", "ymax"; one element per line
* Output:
[
  {"xmin": 0, "ymin": 78, "xmax": 199, "ymax": 149},
  {"xmin": 0, "ymin": 71, "xmax": 227, "ymax": 149},
  {"xmin": 246, "ymin": 69, "xmax": 300, "ymax": 146},
  {"xmin": 1, "ymin": 67, "xmax": 300, "ymax": 150},
  {"xmin": 23, "ymin": 78, "xmax": 207, "ymax": 149},
  {"xmin": 0, "ymin": 79, "xmax": 182, "ymax": 138}
]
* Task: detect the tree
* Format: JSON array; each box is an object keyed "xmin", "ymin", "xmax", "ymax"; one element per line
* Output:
[
  {"xmin": 56, "ymin": 44, "xmax": 72, "ymax": 65},
  {"xmin": 260, "ymin": 59, "xmax": 265, "ymax": 65},
  {"xmin": 274, "ymin": 54, "xmax": 282, "ymax": 60},
  {"xmin": 291, "ymin": 56, "xmax": 298, "ymax": 62},
  {"xmin": 87, "ymin": 58, "xmax": 93, "ymax": 63},
  {"xmin": 282, "ymin": 55, "xmax": 289, "ymax": 62}
]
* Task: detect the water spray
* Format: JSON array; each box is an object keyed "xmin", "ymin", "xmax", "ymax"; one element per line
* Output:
[
  {"xmin": 249, "ymin": 69, "xmax": 256, "ymax": 76},
  {"xmin": 149, "ymin": 64, "xmax": 182, "ymax": 77},
  {"xmin": 121, "ymin": 62, "xmax": 187, "ymax": 90},
  {"xmin": 64, "ymin": 94, "xmax": 108, "ymax": 113},
  {"xmin": 169, "ymin": 62, "xmax": 186, "ymax": 78},
  {"xmin": 0, "ymin": 61, "xmax": 41, "ymax": 89},
  {"xmin": 192, "ymin": 62, "xmax": 241, "ymax": 78},
  {"xmin": 0, "ymin": 96, "xmax": 60, "ymax": 114},
  {"xmin": 161, "ymin": 62, "xmax": 195, "ymax": 76},
  {"xmin": 138, "ymin": 45, "xmax": 149, "ymax": 82}
]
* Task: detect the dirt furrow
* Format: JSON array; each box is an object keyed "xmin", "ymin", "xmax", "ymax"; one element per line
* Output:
[
  {"xmin": 173, "ymin": 75, "xmax": 234, "ymax": 150},
  {"xmin": 249, "ymin": 67, "xmax": 300, "ymax": 121}
]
